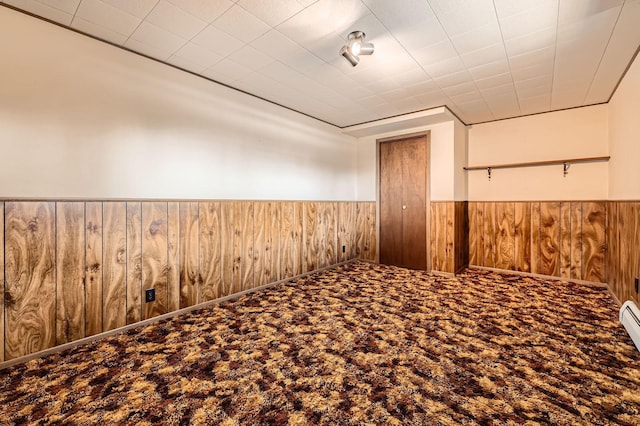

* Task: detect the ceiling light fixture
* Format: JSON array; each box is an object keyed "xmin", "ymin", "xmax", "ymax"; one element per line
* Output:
[{"xmin": 340, "ymin": 31, "xmax": 374, "ymax": 67}]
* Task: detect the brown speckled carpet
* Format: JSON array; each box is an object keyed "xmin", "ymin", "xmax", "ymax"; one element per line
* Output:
[{"xmin": 1, "ymin": 261, "xmax": 639, "ymax": 425}]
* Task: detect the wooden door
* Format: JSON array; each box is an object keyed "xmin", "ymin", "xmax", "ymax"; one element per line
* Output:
[{"xmin": 379, "ymin": 135, "xmax": 429, "ymax": 270}]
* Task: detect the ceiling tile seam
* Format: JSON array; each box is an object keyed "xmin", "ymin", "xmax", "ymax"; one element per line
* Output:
[
  {"xmin": 178, "ymin": 4, "xmax": 240, "ymax": 68},
  {"xmin": 123, "ymin": 0, "xmax": 161, "ymax": 46},
  {"xmin": 237, "ymin": 0, "xmax": 311, "ymax": 29},
  {"xmin": 69, "ymin": 0, "xmax": 81, "ymax": 27},
  {"xmin": 491, "ymin": 0, "xmax": 522, "ymax": 117},
  {"xmin": 423, "ymin": 0, "xmax": 494, "ymax": 120},
  {"xmin": 548, "ymin": 0, "xmax": 561, "ymax": 111},
  {"xmin": 583, "ymin": 2, "xmax": 625, "ymax": 105},
  {"xmin": 211, "ymin": 5, "xmax": 272, "ymax": 47},
  {"xmin": 361, "ymin": 1, "xmax": 464, "ymax": 119}
]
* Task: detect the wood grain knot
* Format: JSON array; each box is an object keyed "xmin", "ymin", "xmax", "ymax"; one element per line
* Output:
[
  {"xmin": 148, "ymin": 220, "xmax": 164, "ymax": 236},
  {"xmin": 86, "ymin": 262, "xmax": 101, "ymax": 273},
  {"xmin": 4, "ymin": 290, "xmax": 15, "ymax": 307},
  {"xmin": 587, "ymin": 211, "xmax": 603, "ymax": 223},
  {"xmin": 28, "ymin": 218, "xmax": 39, "ymax": 232}
]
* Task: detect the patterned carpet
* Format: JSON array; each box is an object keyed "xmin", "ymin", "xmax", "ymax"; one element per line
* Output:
[{"xmin": 1, "ymin": 261, "xmax": 639, "ymax": 425}]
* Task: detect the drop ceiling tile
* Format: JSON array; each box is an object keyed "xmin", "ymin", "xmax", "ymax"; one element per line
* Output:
[
  {"xmin": 205, "ymin": 57, "xmax": 252, "ymax": 81},
  {"xmin": 467, "ymin": 59, "xmax": 511, "ymax": 80},
  {"xmin": 75, "ymin": 0, "xmax": 141, "ymax": 37},
  {"xmin": 281, "ymin": 48, "xmax": 324, "ymax": 74},
  {"xmin": 442, "ymin": 81, "xmax": 477, "ymax": 97},
  {"xmin": 460, "ymin": 43, "xmax": 506, "ymax": 68},
  {"xmin": 503, "ymin": 27, "xmax": 556, "ymax": 56},
  {"xmin": 550, "ymin": 89, "xmax": 586, "ymax": 110},
  {"xmin": 432, "ymin": 69, "xmax": 472, "ymax": 87},
  {"xmin": 412, "ymin": 40, "xmax": 458, "ymax": 66},
  {"xmin": 34, "ymin": 0, "xmax": 79, "ymax": 14},
  {"xmin": 237, "ymin": 0, "xmax": 305, "ymax": 27},
  {"xmin": 146, "ymin": 1, "xmax": 208, "ymax": 39},
  {"xmin": 473, "ymin": 72, "xmax": 513, "ymax": 90},
  {"xmin": 585, "ymin": 0, "xmax": 640, "ymax": 103},
  {"xmin": 450, "ymin": 99, "xmax": 494, "ymax": 122},
  {"xmin": 172, "ymin": 41, "xmax": 223, "ymax": 70},
  {"xmin": 514, "ymin": 77, "xmax": 552, "ymax": 95},
  {"xmin": 129, "ymin": 21, "xmax": 186, "ymax": 56},
  {"xmin": 200, "ymin": 66, "xmax": 233, "ymax": 84},
  {"xmin": 259, "ymin": 60, "xmax": 299, "ymax": 83},
  {"xmin": 403, "ymin": 79, "xmax": 442, "ymax": 96},
  {"xmin": 519, "ymin": 94, "xmax": 551, "ymax": 113},
  {"xmin": 124, "ymin": 38, "xmax": 174, "ymax": 60},
  {"xmin": 250, "ymin": 30, "xmax": 301, "ymax": 60},
  {"xmin": 429, "ymin": 0, "xmax": 497, "ymax": 35},
  {"xmin": 393, "ymin": 22, "xmax": 449, "ymax": 52},
  {"xmin": 508, "ymin": 46, "xmax": 554, "ymax": 71},
  {"xmin": 393, "ymin": 67, "xmax": 431, "ymax": 86},
  {"xmin": 192, "ymin": 24, "xmax": 245, "ymax": 56},
  {"xmin": 71, "ymin": 16, "xmax": 128, "ymax": 45},
  {"xmin": 306, "ymin": 32, "xmax": 346, "ymax": 63},
  {"xmin": 479, "ymin": 82, "xmax": 517, "ymax": 98},
  {"xmin": 378, "ymin": 88, "xmax": 409, "ymax": 102},
  {"xmin": 449, "ymin": 90, "xmax": 483, "ymax": 105},
  {"xmin": 235, "ymin": 71, "xmax": 278, "ymax": 91},
  {"xmin": 297, "ymin": 0, "xmax": 318, "ymax": 7},
  {"xmin": 558, "ymin": 0, "xmax": 623, "ymax": 24},
  {"xmin": 227, "ymin": 44, "xmax": 274, "ymax": 69},
  {"xmin": 450, "ymin": 22, "xmax": 502, "ymax": 54},
  {"xmin": 497, "ymin": 3, "xmax": 558, "ymax": 40},
  {"xmin": 553, "ymin": 4, "xmax": 623, "ymax": 91},
  {"xmin": 515, "ymin": 81, "xmax": 552, "ymax": 99},
  {"xmin": 166, "ymin": 0, "xmax": 233, "ymax": 22},
  {"xmin": 494, "ymin": 0, "xmax": 556, "ymax": 19},
  {"xmin": 5, "ymin": 0, "xmax": 74, "ymax": 24},
  {"xmin": 483, "ymin": 91, "xmax": 520, "ymax": 108},
  {"xmin": 511, "ymin": 65, "xmax": 553, "ymax": 82},
  {"xmin": 364, "ymin": 0, "xmax": 436, "ymax": 35},
  {"xmin": 422, "ymin": 56, "xmax": 466, "ymax": 79},
  {"xmin": 277, "ymin": 0, "xmax": 369, "ymax": 45},
  {"xmin": 213, "ymin": 4, "xmax": 270, "ymax": 43},
  {"xmin": 166, "ymin": 53, "xmax": 206, "ymax": 73},
  {"xmin": 349, "ymin": 11, "xmax": 389, "ymax": 41},
  {"xmin": 100, "ymin": 0, "xmax": 158, "ymax": 19},
  {"xmin": 416, "ymin": 91, "xmax": 450, "ymax": 107}
]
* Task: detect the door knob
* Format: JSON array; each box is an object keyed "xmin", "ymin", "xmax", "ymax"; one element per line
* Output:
[{"xmin": 402, "ymin": 205, "xmax": 407, "ymax": 210}]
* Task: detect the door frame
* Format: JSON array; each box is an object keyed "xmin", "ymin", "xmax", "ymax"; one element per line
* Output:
[{"xmin": 376, "ymin": 131, "xmax": 431, "ymax": 271}]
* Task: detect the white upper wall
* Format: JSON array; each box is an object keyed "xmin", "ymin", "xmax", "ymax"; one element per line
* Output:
[
  {"xmin": 0, "ymin": 8, "xmax": 357, "ymax": 201},
  {"xmin": 467, "ymin": 105, "xmax": 609, "ymax": 201},
  {"xmin": 609, "ymin": 50, "xmax": 640, "ymax": 200}
]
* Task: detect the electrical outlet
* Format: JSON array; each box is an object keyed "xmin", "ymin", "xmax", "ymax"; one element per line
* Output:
[
  {"xmin": 635, "ymin": 277, "xmax": 639, "ymax": 294},
  {"xmin": 145, "ymin": 288, "xmax": 155, "ymax": 303},
  {"xmin": 342, "ymin": 245, "xmax": 346, "ymax": 253}
]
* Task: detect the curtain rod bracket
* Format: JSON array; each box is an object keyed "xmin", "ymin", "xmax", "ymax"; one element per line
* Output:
[
  {"xmin": 563, "ymin": 162, "xmax": 570, "ymax": 177},
  {"xmin": 487, "ymin": 167, "xmax": 492, "ymax": 181}
]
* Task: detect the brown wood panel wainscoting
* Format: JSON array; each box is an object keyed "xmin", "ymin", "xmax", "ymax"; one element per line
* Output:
[
  {"xmin": 466, "ymin": 201, "xmax": 640, "ymax": 306},
  {"xmin": 469, "ymin": 202, "xmax": 606, "ymax": 284},
  {"xmin": 0, "ymin": 200, "xmax": 376, "ymax": 361},
  {"xmin": 606, "ymin": 201, "xmax": 640, "ymax": 305},
  {"xmin": 429, "ymin": 201, "xmax": 468, "ymax": 274}
]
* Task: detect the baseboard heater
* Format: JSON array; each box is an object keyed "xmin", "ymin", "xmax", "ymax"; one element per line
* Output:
[{"xmin": 620, "ymin": 301, "xmax": 640, "ymax": 352}]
